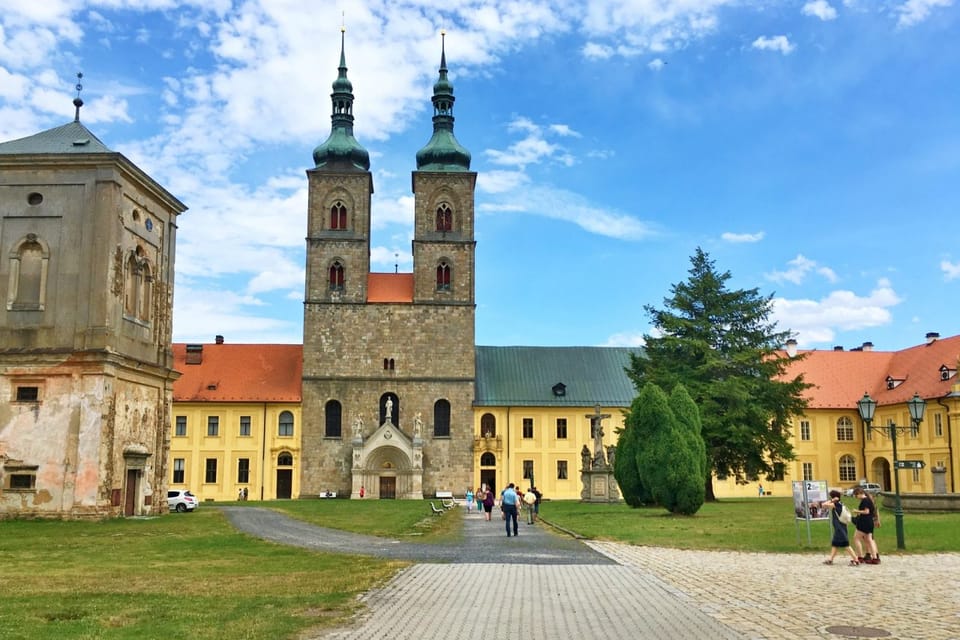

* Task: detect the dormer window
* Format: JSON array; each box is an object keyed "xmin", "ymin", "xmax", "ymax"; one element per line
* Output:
[
  {"xmin": 886, "ymin": 375, "xmax": 905, "ymax": 390},
  {"xmin": 941, "ymin": 365, "xmax": 957, "ymax": 381},
  {"xmin": 552, "ymin": 382, "xmax": 566, "ymax": 397}
]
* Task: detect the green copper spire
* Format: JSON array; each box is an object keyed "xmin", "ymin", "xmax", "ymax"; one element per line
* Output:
[
  {"xmin": 416, "ymin": 32, "xmax": 471, "ymax": 172},
  {"xmin": 313, "ymin": 28, "xmax": 370, "ymax": 171}
]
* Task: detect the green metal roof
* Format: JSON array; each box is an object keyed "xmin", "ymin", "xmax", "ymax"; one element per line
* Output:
[
  {"xmin": 0, "ymin": 121, "xmax": 113, "ymax": 155},
  {"xmin": 475, "ymin": 346, "xmax": 640, "ymax": 407}
]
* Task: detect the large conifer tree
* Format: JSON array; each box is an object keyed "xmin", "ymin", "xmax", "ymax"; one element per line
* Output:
[{"xmin": 627, "ymin": 248, "xmax": 810, "ymax": 501}]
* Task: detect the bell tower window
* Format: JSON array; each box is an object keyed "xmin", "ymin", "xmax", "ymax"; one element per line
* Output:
[
  {"xmin": 330, "ymin": 202, "xmax": 347, "ymax": 230},
  {"xmin": 436, "ymin": 204, "xmax": 452, "ymax": 232},
  {"xmin": 436, "ymin": 261, "xmax": 451, "ymax": 291},
  {"xmin": 329, "ymin": 261, "xmax": 345, "ymax": 291}
]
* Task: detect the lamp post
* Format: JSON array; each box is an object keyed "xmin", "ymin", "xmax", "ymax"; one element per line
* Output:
[{"xmin": 856, "ymin": 391, "xmax": 926, "ymax": 550}]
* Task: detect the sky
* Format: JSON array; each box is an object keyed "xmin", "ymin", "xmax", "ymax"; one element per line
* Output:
[{"xmin": 2, "ymin": 0, "xmax": 958, "ymax": 352}]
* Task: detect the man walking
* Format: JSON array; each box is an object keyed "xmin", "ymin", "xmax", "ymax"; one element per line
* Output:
[{"xmin": 501, "ymin": 483, "xmax": 519, "ymax": 537}]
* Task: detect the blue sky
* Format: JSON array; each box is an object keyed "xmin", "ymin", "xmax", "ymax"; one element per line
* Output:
[{"xmin": 2, "ymin": 0, "xmax": 958, "ymax": 351}]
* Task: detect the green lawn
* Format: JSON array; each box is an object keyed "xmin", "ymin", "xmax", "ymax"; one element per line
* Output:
[
  {"xmin": 541, "ymin": 497, "xmax": 960, "ymax": 553},
  {"xmin": 0, "ymin": 502, "xmax": 458, "ymax": 640},
  {"xmin": 2, "ymin": 497, "xmax": 956, "ymax": 639}
]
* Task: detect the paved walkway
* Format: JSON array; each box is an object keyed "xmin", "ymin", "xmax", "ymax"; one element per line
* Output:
[{"xmin": 223, "ymin": 506, "xmax": 960, "ymax": 640}]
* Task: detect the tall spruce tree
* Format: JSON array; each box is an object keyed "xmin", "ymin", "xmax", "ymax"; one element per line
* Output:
[{"xmin": 627, "ymin": 247, "xmax": 810, "ymax": 501}]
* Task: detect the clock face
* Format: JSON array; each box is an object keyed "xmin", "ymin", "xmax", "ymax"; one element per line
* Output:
[{"xmin": 145, "ymin": 218, "xmax": 153, "ymax": 231}]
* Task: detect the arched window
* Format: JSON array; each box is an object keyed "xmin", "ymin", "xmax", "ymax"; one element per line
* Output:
[
  {"xmin": 324, "ymin": 400, "xmax": 342, "ymax": 438},
  {"xmin": 124, "ymin": 253, "xmax": 139, "ymax": 316},
  {"xmin": 836, "ymin": 417, "xmax": 854, "ymax": 441},
  {"xmin": 436, "ymin": 261, "xmax": 451, "ymax": 291},
  {"xmin": 278, "ymin": 410, "xmax": 294, "ymax": 437},
  {"xmin": 380, "ymin": 392, "xmax": 400, "ymax": 427},
  {"xmin": 434, "ymin": 399, "xmax": 451, "ymax": 437},
  {"xmin": 7, "ymin": 235, "xmax": 48, "ymax": 311},
  {"xmin": 139, "ymin": 262, "xmax": 152, "ymax": 322},
  {"xmin": 329, "ymin": 261, "xmax": 344, "ymax": 291},
  {"xmin": 277, "ymin": 452, "xmax": 293, "ymax": 466},
  {"xmin": 330, "ymin": 201, "xmax": 347, "ymax": 230},
  {"xmin": 480, "ymin": 413, "xmax": 496, "ymax": 438},
  {"xmin": 838, "ymin": 454, "xmax": 856, "ymax": 482},
  {"xmin": 436, "ymin": 204, "xmax": 452, "ymax": 232},
  {"xmin": 480, "ymin": 452, "xmax": 496, "ymax": 466}
]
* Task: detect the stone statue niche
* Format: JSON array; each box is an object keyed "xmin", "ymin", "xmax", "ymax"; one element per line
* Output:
[{"xmin": 580, "ymin": 404, "xmax": 620, "ymax": 503}]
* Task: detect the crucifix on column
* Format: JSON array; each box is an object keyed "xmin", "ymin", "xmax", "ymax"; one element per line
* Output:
[{"xmin": 587, "ymin": 404, "xmax": 611, "ymax": 468}]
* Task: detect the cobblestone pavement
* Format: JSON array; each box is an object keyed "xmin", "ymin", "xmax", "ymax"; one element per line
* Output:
[
  {"xmin": 226, "ymin": 507, "xmax": 960, "ymax": 640},
  {"xmin": 593, "ymin": 542, "xmax": 960, "ymax": 640}
]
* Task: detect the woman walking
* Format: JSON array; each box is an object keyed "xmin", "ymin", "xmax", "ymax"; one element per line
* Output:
[
  {"xmin": 852, "ymin": 486, "xmax": 881, "ymax": 564},
  {"xmin": 817, "ymin": 490, "xmax": 860, "ymax": 566}
]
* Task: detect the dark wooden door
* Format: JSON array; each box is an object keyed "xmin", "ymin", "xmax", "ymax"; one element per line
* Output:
[
  {"xmin": 276, "ymin": 469, "xmax": 292, "ymax": 499},
  {"xmin": 379, "ymin": 477, "xmax": 396, "ymax": 499},
  {"xmin": 124, "ymin": 469, "xmax": 137, "ymax": 516}
]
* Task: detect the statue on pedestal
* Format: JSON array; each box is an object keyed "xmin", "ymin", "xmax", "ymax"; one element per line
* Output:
[
  {"xmin": 413, "ymin": 412, "xmax": 423, "ymax": 439},
  {"xmin": 352, "ymin": 414, "xmax": 364, "ymax": 440}
]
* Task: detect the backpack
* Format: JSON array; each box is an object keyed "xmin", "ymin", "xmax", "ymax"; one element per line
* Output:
[{"xmin": 838, "ymin": 504, "xmax": 853, "ymax": 525}]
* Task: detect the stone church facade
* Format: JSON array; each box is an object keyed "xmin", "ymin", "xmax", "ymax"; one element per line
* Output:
[
  {"xmin": 0, "ymin": 99, "xmax": 185, "ymax": 518},
  {"xmin": 299, "ymin": 34, "xmax": 476, "ymax": 499}
]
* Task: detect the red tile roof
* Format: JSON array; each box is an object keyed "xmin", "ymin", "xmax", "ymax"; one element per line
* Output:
[
  {"xmin": 367, "ymin": 273, "xmax": 414, "ymax": 302},
  {"xmin": 172, "ymin": 343, "xmax": 302, "ymax": 402},
  {"xmin": 784, "ymin": 334, "xmax": 960, "ymax": 409}
]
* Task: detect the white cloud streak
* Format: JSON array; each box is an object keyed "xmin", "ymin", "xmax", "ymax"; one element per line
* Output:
[
  {"xmin": 802, "ymin": 1, "xmax": 838, "ymax": 20},
  {"xmin": 752, "ymin": 35, "xmax": 796, "ymax": 55}
]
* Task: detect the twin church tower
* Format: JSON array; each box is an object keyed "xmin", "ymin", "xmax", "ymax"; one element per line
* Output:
[{"xmin": 300, "ymin": 32, "xmax": 477, "ymax": 498}]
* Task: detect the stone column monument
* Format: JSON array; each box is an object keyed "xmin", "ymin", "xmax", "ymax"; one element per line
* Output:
[{"xmin": 580, "ymin": 404, "xmax": 621, "ymax": 503}]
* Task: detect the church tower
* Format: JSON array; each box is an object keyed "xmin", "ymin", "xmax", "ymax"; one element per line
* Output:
[
  {"xmin": 301, "ymin": 33, "xmax": 476, "ymax": 499},
  {"xmin": 0, "ymin": 83, "xmax": 186, "ymax": 517}
]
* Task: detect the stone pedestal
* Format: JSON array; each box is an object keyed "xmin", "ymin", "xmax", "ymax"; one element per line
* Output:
[{"xmin": 580, "ymin": 467, "xmax": 621, "ymax": 503}]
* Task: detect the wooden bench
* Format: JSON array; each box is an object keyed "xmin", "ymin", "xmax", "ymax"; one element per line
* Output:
[
  {"xmin": 429, "ymin": 501, "xmax": 445, "ymax": 516},
  {"xmin": 318, "ymin": 491, "xmax": 337, "ymax": 498}
]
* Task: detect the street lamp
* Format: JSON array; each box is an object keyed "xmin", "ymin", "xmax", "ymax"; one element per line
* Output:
[{"xmin": 856, "ymin": 391, "xmax": 926, "ymax": 550}]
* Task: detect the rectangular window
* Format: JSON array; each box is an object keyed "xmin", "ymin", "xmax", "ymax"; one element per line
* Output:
[
  {"xmin": 207, "ymin": 416, "xmax": 219, "ymax": 437},
  {"xmin": 557, "ymin": 460, "xmax": 568, "ymax": 480},
  {"xmin": 172, "ymin": 458, "xmax": 185, "ymax": 483},
  {"xmin": 556, "ymin": 418, "xmax": 568, "ymax": 439},
  {"xmin": 239, "ymin": 416, "xmax": 251, "ymax": 437},
  {"xmin": 237, "ymin": 458, "xmax": 250, "ymax": 484},
  {"xmin": 9, "ymin": 473, "xmax": 36, "ymax": 490},
  {"xmin": 15, "ymin": 386, "xmax": 39, "ymax": 402},
  {"xmin": 175, "ymin": 416, "xmax": 187, "ymax": 437},
  {"xmin": 772, "ymin": 462, "xmax": 785, "ymax": 482},
  {"xmin": 205, "ymin": 458, "xmax": 218, "ymax": 483},
  {"xmin": 802, "ymin": 462, "xmax": 813, "ymax": 481},
  {"xmin": 522, "ymin": 418, "xmax": 533, "ymax": 439},
  {"xmin": 800, "ymin": 420, "xmax": 811, "ymax": 441},
  {"xmin": 522, "ymin": 460, "xmax": 533, "ymax": 480},
  {"xmin": 934, "ymin": 414, "xmax": 943, "ymax": 438}
]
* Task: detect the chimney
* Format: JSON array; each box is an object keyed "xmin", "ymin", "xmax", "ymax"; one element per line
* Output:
[
  {"xmin": 215, "ymin": 335, "xmax": 224, "ymax": 345},
  {"xmin": 185, "ymin": 344, "xmax": 203, "ymax": 365},
  {"xmin": 926, "ymin": 332, "xmax": 939, "ymax": 344},
  {"xmin": 862, "ymin": 342, "xmax": 874, "ymax": 352},
  {"xmin": 785, "ymin": 339, "xmax": 798, "ymax": 358},
  {"xmin": 833, "ymin": 345, "xmax": 844, "ymax": 351}
]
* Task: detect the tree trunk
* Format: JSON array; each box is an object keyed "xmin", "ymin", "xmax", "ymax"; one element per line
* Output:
[{"xmin": 704, "ymin": 474, "xmax": 717, "ymax": 502}]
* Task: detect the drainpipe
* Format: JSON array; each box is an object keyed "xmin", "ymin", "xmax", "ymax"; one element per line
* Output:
[
  {"xmin": 260, "ymin": 403, "xmax": 268, "ymax": 500},
  {"xmin": 936, "ymin": 395, "xmax": 954, "ymax": 493},
  {"xmin": 505, "ymin": 406, "xmax": 510, "ymax": 494}
]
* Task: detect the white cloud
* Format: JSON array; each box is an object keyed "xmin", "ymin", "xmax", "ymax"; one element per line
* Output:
[
  {"xmin": 752, "ymin": 35, "xmax": 796, "ymax": 55},
  {"xmin": 772, "ymin": 279, "xmax": 902, "ymax": 346},
  {"xmin": 601, "ymin": 331, "xmax": 646, "ymax": 347},
  {"xmin": 582, "ymin": 42, "xmax": 614, "ymax": 59},
  {"xmin": 766, "ymin": 255, "xmax": 838, "ymax": 285},
  {"xmin": 895, "ymin": 0, "xmax": 954, "ymax": 27},
  {"xmin": 484, "ymin": 116, "xmax": 579, "ymax": 169},
  {"xmin": 721, "ymin": 231, "xmax": 764, "ymax": 243},
  {"xmin": 648, "ymin": 58, "xmax": 666, "ymax": 71},
  {"xmin": 802, "ymin": 1, "xmax": 838, "ymax": 20},
  {"xmin": 477, "ymin": 170, "xmax": 530, "ymax": 194},
  {"xmin": 941, "ymin": 260, "xmax": 960, "ymax": 281}
]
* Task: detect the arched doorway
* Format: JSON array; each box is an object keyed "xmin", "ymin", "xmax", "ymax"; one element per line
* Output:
[
  {"xmin": 480, "ymin": 451, "xmax": 497, "ymax": 494},
  {"xmin": 871, "ymin": 457, "xmax": 891, "ymax": 491},
  {"xmin": 276, "ymin": 451, "xmax": 293, "ymax": 499}
]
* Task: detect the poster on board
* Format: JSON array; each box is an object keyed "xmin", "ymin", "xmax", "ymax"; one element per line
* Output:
[{"xmin": 793, "ymin": 480, "xmax": 829, "ymax": 520}]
